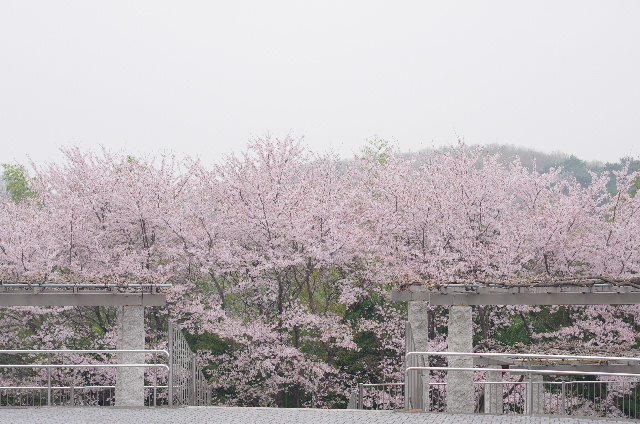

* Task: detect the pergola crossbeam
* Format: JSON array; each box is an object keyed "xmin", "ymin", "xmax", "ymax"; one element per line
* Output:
[
  {"xmin": 0, "ymin": 293, "xmax": 165, "ymax": 306},
  {"xmin": 0, "ymin": 284, "xmax": 167, "ymax": 307},
  {"xmin": 391, "ymin": 283, "xmax": 640, "ymax": 305}
]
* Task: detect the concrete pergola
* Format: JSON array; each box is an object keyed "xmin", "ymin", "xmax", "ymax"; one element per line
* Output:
[
  {"xmin": 0, "ymin": 281, "xmax": 168, "ymax": 406},
  {"xmin": 391, "ymin": 279, "xmax": 640, "ymax": 414}
]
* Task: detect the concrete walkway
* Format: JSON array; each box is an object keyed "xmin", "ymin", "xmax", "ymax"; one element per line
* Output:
[{"xmin": 0, "ymin": 407, "xmax": 636, "ymax": 424}]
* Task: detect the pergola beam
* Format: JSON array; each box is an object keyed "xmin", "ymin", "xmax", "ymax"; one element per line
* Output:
[
  {"xmin": 0, "ymin": 292, "xmax": 166, "ymax": 306},
  {"xmin": 472, "ymin": 358, "xmax": 640, "ymax": 373},
  {"xmin": 391, "ymin": 284, "xmax": 640, "ymax": 305},
  {"xmin": 0, "ymin": 283, "xmax": 167, "ymax": 306}
]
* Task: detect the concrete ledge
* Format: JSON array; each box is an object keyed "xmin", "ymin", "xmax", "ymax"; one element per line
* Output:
[
  {"xmin": 0, "ymin": 293, "xmax": 166, "ymax": 306},
  {"xmin": 391, "ymin": 285, "xmax": 640, "ymax": 305}
]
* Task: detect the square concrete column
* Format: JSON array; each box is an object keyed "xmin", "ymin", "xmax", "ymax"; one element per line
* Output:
[
  {"xmin": 447, "ymin": 305, "xmax": 474, "ymax": 414},
  {"xmin": 484, "ymin": 370, "xmax": 503, "ymax": 414},
  {"xmin": 115, "ymin": 305, "xmax": 145, "ymax": 406},
  {"xmin": 407, "ymin": 301, "xmax": 430, "ymax": 410},
  {"xmin": 525, "ymin": 374, "xmax": 544, "ymax": 415}
]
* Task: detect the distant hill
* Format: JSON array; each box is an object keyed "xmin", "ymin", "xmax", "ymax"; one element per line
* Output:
[{"xmin": 406, "ymin": 143, "xmax": 638, "ymax": 191}]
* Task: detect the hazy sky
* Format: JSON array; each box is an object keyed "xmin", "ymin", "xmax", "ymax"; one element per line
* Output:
[{"xmin": 1, "ymin": 1, "xmax": 639, "ymax": 165}]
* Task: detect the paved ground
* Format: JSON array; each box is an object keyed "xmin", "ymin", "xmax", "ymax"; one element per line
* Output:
[{"xmin": 0, "ymin": 407, "xmax": 636, "ymax": 424}]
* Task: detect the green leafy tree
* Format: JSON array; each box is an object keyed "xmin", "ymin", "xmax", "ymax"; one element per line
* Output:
[
  {"xmin": 1, "ymin": 164, "xmax": 37, "ymax": 203},
  {"xmin": 361, "ymin": 136, "xmax": 393, "ymax": 164},
  {"xmin": 559, "ymin": 155, "xmax": 592, "ymax": 186},
  {"xmin": 631, "ymin": 175, "xmax": 640, "ymax": 197}
]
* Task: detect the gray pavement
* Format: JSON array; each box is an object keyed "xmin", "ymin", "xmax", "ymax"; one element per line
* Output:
[{"xmin": 0, "ymin": 407, "xmax": 637, "ymax": 424}]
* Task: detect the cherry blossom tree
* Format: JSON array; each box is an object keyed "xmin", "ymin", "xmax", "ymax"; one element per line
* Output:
[{"xmin": 0, "ymin": 137, "xmax": 638, "ymax": 410}]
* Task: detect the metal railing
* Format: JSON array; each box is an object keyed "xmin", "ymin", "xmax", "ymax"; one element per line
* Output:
[
  {"xmin": 0, "ymin": 349, "xmax": 169, "ymax": 406},
  {"xmin": 0, "ymin": 385, "xmax": 173, "ymax": 406},
  {"xmin": 351, "ymin": 383, "xmax": 405, "ymax": 410},
  {"xmin": 0, "ymin": 323, "xmax": 214, "ymax": 407},
  {"xmin": 404, "ymin": 351, "xmax": 640, "ymax": 418},
  {"xmin": 350, "ymin": 378, "xmax": 640, "ymax": 418},
  {"xmin": 478, "ymin": 378, "xmax": 640, "ymax": 417},
  {"xmin": 168, "ymin": 322, "xmax": 211, "ymax": 406}
]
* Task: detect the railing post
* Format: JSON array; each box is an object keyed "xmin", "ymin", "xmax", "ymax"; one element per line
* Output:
[
  {"xmin": 191, "ymin": 353, "xmax": 198, "ymax": 405},
  {"xmin": 70, "ymin": 383, "xmax": 75, "ymax": 406},
  {"xmin": 524, "ymin": 373, "xmax": 533, "ymax": 415},
  {"xmin": 358, "ymin": 383, "xmax": 363, "ymax": 410},
  {"xmin": 634, "ymin": 382, "xmax": 637, "ymax": 419},
  {"xmin": 153, "ymin": 352, "xmax": 157, "ymax": 406},
  {"xmin": 168, "ymin": 322, "xmax": 174, "ymax": 407},
  {"xmin": 404, "ymin": 321, "xmax": 413, "ymax": 411},
  {"xmin": 47, "ymin": 354, "xmax": 52, "ymax": 406},
  {"xmin": 561, "ymin": 380, "xmax": 566, "ymax": 414},
  {"xmin": 404, "ymin": 322, "xmax": 411, "ymax": 410}
]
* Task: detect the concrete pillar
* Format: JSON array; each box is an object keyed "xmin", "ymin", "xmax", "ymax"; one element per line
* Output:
[
  {"xmin": 447, "ymin": 305, "xmax": 474, "ymax": 414},
  {"xmin": 115, "ymin": 305, "xmax": 145, "ymax": 406},
  {"xmin": 525, "ymin": 374, "xmax": 544, "ymax": 415},
  {"xmin": 407, "ymin": 301, "xmax": 430, "ymax": 410},
  {"xmin": 484, "ymin": 370, "xmax": 503, "ymax": 414}
]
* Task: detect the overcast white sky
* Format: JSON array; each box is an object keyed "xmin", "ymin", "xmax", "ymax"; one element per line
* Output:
[{"xmin": 1, "ymin": 1, "xmax": 639, "ymax": 166}]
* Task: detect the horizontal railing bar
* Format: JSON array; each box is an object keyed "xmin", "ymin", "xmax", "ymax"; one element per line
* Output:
[
  {"xmin": 476, "ymin": 380, "xmax": 640, "ymax": 385},
  {"xmin": 379, "ymin": 381, "xmax": 595, "ymax": 388},
  {"xmin": 0, "ymin": 284, "xmax": 172, "ymax": 288},
  {"xmin": 407, "ymin": 366, "xmax": 640, "ymax": 378},
  {"xmin": 0, "ymin": 385, "xmax": 171, "ymax": 390},
  {"xmin": 361, "ymin": 383, "xmax": 405, "ymax": 387},
  {"xmin": 424, "ymin": 380, "xmax": 640, "ymax": 384},
  {"xmin": 0, "ymin": 386, "xmax": 116, "ymax": 390},
  {"xmin": 0, "ymin": 364, "xmax": 169, "ymax": 369},
  {"xmin": 439, "ymin": 283, "xmax": 617, "ymax": 287},
  {"xmin": 406, "ymin": 351, "xmax": 640, "ymax": 363},
  {"xmin": 0, "ymin": 349, "xmax": 168, "ymax": 356}
]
